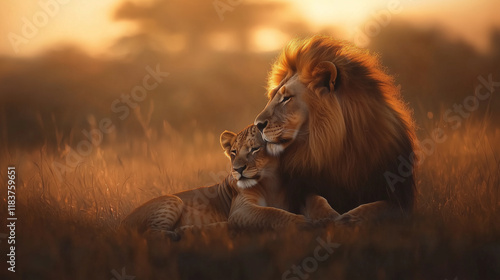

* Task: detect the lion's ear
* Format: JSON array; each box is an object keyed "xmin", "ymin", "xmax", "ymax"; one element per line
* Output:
[
  {"xmin": 220, "ymin": 130, "xmax": 237, "ymax": 156},
  {"xmin": 313, "ymin": 61, "xmax": 338, "ymax": 95}
]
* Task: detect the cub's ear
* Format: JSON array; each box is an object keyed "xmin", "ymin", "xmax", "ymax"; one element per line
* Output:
[
  {"xmin": 312, "ymin": 61, "xmax": 338, "ymax": 95},
  {"xmin": 220, "ymin": 130, "xmax": 237, "ymax": 156}
]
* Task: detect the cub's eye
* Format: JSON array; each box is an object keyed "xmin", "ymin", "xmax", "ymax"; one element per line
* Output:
[
  {"xmin": 250, "ymin": 146, "xmax": 261, "ymax": 154},
  {"xmin": 230, "ymin": 150, "xmax": 236, "ymax": 159},
  {"xmin": 280, "ymin": 95, "xmax": 292, "ymax": 104}
]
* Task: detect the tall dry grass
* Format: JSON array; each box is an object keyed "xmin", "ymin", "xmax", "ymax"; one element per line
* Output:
[{"xmin": 0, "ymin": 117, "xmax": 499, "ymax": 280}]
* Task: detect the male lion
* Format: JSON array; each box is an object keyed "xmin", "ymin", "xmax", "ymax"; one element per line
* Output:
[
  {"xmin": 254, "ymin": 36, "xmax": 417, "ymax": 223},
  {"xmin": 121, "ymin": 125, "xmax": 336, "ymax": 239}
]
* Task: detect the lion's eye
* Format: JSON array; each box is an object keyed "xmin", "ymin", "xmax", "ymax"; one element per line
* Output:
[
  {"xmin": 230, "ymin": 150, "xmax": 236, "ymax": 159},
  {"xmin": 250, "ymin": 147, "xmax": 261, "ymax": 154},
  {"xmin": 281, "ymin": 95, "xmax": 292, "ymax": 104}
]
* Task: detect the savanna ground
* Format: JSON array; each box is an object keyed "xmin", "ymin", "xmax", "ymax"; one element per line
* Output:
[{"xmin": 0, "ymin": 116, "xmax": 499, "ymax": 280}]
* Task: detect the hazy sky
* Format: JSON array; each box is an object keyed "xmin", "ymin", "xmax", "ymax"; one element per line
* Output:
[
  {"xmin": 0, "ymin": 0, "xmax": 130, "ymax": 56},
  {"xmin": 1, "ymin": 0, "xmax": 499, "ymax": 57}
]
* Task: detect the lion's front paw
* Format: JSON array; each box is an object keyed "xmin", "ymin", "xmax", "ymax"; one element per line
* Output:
[{"xmin": 335, "ymin": 213, "xmax": 363, "ymax": 226}]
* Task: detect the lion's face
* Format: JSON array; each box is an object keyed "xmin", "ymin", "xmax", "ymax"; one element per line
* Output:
[
  {"xmin": 220, "ymin": 125, "xmax": 276, "ymax": 189},
  {"xmin": 255, "ymin": 61, "xmax": 339, "ymax": 157},
  {"xmin": 253, "ymin": 74, "xmax": 310, "ymax": 156}
]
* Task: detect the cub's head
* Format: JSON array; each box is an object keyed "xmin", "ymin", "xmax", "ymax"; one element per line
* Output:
[{"xmin": 220, "ymin": 125, "xmax": 277, "ymax": 189}]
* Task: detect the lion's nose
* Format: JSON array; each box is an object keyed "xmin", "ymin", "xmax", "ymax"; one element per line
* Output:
[
  {"xmin": 256, "ymin": 121, "xmax": 268, "ymax": 133},
  {"xmin": 234, "ymin": 165, "xmax": 246, "ymax": 175}
]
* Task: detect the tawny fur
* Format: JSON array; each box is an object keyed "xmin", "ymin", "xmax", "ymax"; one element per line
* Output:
[
  {"xmin": 255, "ymin": 36, "xmax": 417, "ymax": 217},
  {"xmin": 121, "ymin": 125, "xmax": 338, "ymax": 238}
]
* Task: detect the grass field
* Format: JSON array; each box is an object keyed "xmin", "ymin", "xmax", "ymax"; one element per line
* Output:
[{"xmin": 0, "ymin": 118, "xmax": 499, "ymax": 280}]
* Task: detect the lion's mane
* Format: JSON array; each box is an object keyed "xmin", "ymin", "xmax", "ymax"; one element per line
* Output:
[{"xmin": 268, "ymin": 36, "xmax": 417, "ymax": 212}]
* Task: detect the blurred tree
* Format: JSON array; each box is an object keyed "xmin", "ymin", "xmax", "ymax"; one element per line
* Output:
[
  {"xmin": 109, "ymin": 0, "xmax": 312, "ymax": 140},
  {"xmin": 113, "ymin": 0, "xmax": 295, "ymax": 55}
]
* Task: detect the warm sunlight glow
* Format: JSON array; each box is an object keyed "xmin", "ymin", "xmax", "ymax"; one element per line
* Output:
[
  {"xmin": 250, "ymin": 28, "xmax": 289, "ymax": 52},
  {"xmin": 162, "ymin": 34, "xmax": 187, "ymax": 53},
  {"xmin": 292, "ymin": 0, "xmax": 372, "ymax": 27},
  {"xmin": 285, "ymin": 0, "xmax": 499, "ymax": 51},
  {"xmin": 1, "ymin": 0, "xmax": 499, "ymax": 56},
  {"xmin": 208, "ymin": 32, "xmax": 237, "ymax": 52},
  {"xmin": 0, "ymin": 0, "xmax": 130, "ymax": 56}
]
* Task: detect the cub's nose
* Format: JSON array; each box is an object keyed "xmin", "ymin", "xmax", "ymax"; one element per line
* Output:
[
  {"xmin": 234, "ymin": 166, "xmax": 246, "ymax": 175},
  {"xmin": 256, "ymin": 120, "xmax": 268, "ymax": 133}
]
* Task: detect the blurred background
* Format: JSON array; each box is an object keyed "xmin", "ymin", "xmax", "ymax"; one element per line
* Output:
[{"xmin": 0, "ymin": 0, "xmax": 499, "ymax": 150}]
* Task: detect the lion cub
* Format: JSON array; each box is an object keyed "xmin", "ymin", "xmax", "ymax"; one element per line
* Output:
[{"xmin": 121, "ymin": 125, "xmax": 337, "ymax": 239}]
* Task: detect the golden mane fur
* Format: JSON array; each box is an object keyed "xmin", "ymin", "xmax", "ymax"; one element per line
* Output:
[{"xmin": 267, "ymin": 36, "xmax": 417, "ymax": 212}]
